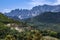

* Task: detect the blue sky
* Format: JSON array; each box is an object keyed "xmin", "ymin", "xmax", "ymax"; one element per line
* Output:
[{"xmin": 0, "ymin": 0, "xmax": 60, "ymax": 13}]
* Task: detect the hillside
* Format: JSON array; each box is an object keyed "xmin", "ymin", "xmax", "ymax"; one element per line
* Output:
[
  {"xmin": 25, "ymin": 12, "xmax": 60, "ymax": 32},
  {"xmin": 0, "ymin": 13, "xmax": 21, "ymax": 25},
  {"xmin": 26, "ymin": 12, "xmax": 60, "ymax": 23}
]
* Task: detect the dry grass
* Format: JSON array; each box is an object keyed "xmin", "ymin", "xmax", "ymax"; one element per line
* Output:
[{"xmin": 42, "ymin": 36, "xmax": 60, "ymax": 40}]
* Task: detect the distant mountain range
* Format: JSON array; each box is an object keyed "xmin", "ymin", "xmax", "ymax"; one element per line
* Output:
[{"xmin": 4, "ymin": 5, "xmax": 60, "ymax": 19}]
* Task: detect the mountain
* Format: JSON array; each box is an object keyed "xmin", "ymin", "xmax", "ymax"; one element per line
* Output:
[
  {"xmin": 5, "ymin": 9, "xmax": 32, "ymax": 20},
  {"xmin": 4, "ymin": 5, "xmax": 60, "ymax": 20},
  {"xmin": 25, "ymin": 12, "xmax": 60, "ymax": 32},
  {"xmin": 26, "ymin": 12, "xmax": 60, "ymax": 23}
]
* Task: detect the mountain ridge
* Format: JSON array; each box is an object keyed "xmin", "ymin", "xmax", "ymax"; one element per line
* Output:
[{"xmin": 4, "ymin": 5, "xmax": 60, "ymax": 20}]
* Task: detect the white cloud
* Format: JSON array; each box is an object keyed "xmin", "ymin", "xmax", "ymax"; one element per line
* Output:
[
  {"xmin": 54, "ymin": 0, "xmax": 60, "ymax": 5},
  {"xmin": 29, "ymin": 0, "xmax": 46, "ymax": 6},
  {"xmin": 2, "ymin": 9, "xmax": 11, "ymax": 13},
  {"xmin": 29, "ymin": 0, "xmax": 60, "ymax": 7}
]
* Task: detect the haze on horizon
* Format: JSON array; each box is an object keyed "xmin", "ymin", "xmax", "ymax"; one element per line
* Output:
[{"xmin": 0, "ymin": 0, "xmax": 60, "ymax": 13}]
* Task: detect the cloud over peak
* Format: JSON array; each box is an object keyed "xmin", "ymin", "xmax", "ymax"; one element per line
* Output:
[{"xmin": 29, "ymin": 0, "xmax": 60, "ymax": 6}]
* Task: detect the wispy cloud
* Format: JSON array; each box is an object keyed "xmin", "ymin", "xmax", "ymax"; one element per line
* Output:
[
  {"xmin": 2, "ymin": 9, "xmax": 11, "ymax": 13},
  {"xmin": 29, "ymin": 0, "xmax": 46, "ymax": 6},
  {"xmin": 54, "ymin": 0, "xmax": 60, "ymax": 5},
  {"xmin": 29, "ymin": 0, "xmax": 60, "ymax": 7}
]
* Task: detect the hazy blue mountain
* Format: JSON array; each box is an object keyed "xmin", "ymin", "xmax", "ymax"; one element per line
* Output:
[{"xmin": 4, "ymin": 5, "xmax": 60, "ymax": 20}]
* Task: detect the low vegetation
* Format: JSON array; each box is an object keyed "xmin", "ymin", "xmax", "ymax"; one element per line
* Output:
[
  {"xmin": 0, "ymin": 12, "xmax": 60, "ymax": 40},
  {"xmin": 0, "ymin": 26, "xmax": 60, "ymax": 40}
]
